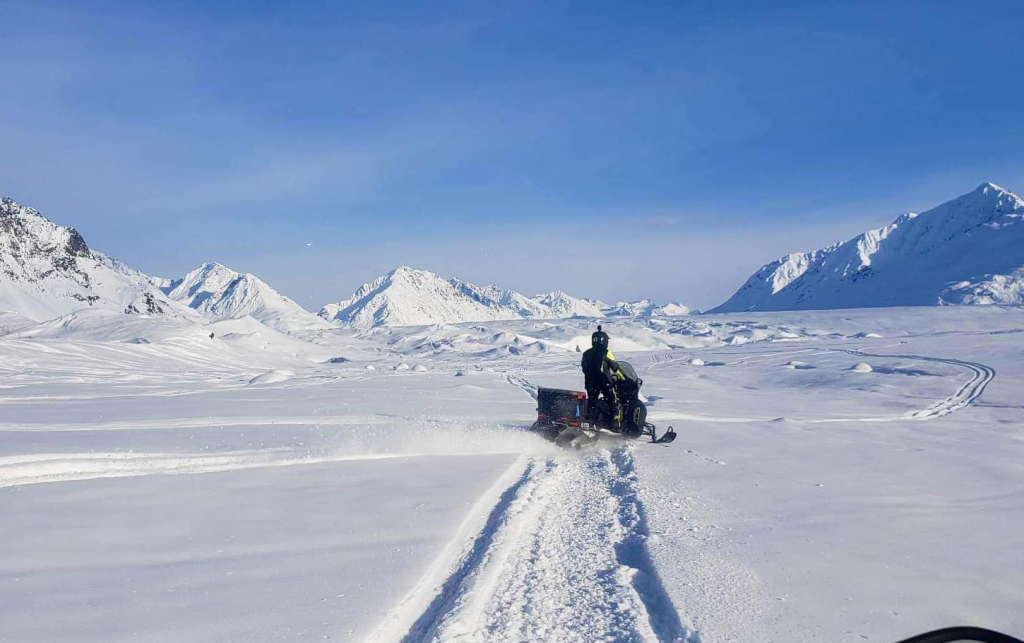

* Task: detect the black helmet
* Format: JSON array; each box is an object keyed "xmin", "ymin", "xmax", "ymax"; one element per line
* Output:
[{"xmin": 591, "ymin": 325, "xmax": 609, "ymax": 350}]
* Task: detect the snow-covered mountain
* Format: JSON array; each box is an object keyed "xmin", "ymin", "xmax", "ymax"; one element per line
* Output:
[
  {"xmin": 712, "ymin": 183, "xmax": 1024, "ymax": 313},
  {"xmin": 163, "ymin": 262, "xmax": 329, "ymax": 332},
  {"xmin": 532, "ymin": 291, "xmax": 605, "ymax": 319},
  {"xmin": 603, "ymin": 299, "xmax": 691, "ymax": 317},
  {"xmin": 449, "ymin": 279, "xmax": 553, "ymax": 319},
  {"xmin": 319, "ymin": 266, "xmax": 612, "ymax": 328},
  {"xmin": 0, "ymin": 196, "xmax": 181, "ymax": 322}
]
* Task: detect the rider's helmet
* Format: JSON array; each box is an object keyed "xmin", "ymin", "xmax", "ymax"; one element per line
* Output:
[{"xmin": 591, "ymin": 325, "xmax": 610, "ymax": 350}]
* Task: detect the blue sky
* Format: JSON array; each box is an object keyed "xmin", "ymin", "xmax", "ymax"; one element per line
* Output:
[{"xmin": 3, "ymin": 1, "xmax": 1023, "ymax": 310}]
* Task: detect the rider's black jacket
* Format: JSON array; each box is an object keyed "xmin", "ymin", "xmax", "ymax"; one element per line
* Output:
[{"xmin": 581, "ymin": 347, "xmax": 624, "ymax": 390}]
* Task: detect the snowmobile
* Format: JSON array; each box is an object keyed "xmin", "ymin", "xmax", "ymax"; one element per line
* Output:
[{"xmin": 530, "ymin": 360, "xmax": 676, "ymax": 448}]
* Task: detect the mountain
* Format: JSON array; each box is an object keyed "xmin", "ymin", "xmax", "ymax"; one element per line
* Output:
[
  {"xmin": 711, "ymin": 183, "xmax": 1024, "ymax": 313},
  {"xmin": 163, "ymin": 262, "xmax": 329, "ymax": 332},
  {"xmin": 319, "ymin": 266, "xmax": 611, "ymax": 328},
  {"xmin": 0, "ymin": 196, "xmax": 180, "ymax": 322},
  {"xmin": 449, "ymin": 278, "xmax": 552, "ymax": 319},
  {"xmin": 604, "ymin": 299, "xmax": 691, "ymax": 317},
  {"xmin": 532, "ymin": 291, "xmax": 606, "ymax": 319}
]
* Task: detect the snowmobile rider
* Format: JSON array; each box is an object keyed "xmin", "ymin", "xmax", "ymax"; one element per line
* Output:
[{"xmin": 581, "ymin": 325, "xmax": 625, "ymax": 424}]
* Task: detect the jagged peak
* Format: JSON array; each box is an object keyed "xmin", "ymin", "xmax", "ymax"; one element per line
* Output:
[
  {"xmin": 388, "ymin": 265, "xmax": 423, "ymax": 276},
  {"xmin": 1, "ymin": 196, "xmax": 58, "ymax": 226},
  {"xmin": 958, "ymin": 182, "xmax": 1023, "ymax": 208},
  {"xmin": 1, "ymin": 195, "xmax": 31, "ymax": 211}
]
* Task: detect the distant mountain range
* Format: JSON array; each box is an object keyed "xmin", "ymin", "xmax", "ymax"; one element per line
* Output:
[
  {"xmin": 317, "ymin": 265, "xmax": 688, "ymax": 328},
  {"xmin": 0, "ymin": 197, "xmax": 685, "ymax": 330},
  {"xmin": 712, "ymin": 183, "xmax": 1024, "ymax": 313},
  {"xmin": 14, "ymin": 182, "xmax": 1018, "ymax": 328}
]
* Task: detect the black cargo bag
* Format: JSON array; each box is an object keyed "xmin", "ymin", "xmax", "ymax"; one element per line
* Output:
[{"xmin": 536, "ymin": 387, "xmax": 587, "ymax": 425}]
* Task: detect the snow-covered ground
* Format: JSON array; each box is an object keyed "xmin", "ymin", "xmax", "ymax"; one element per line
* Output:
[{"xmin": 2, "ymin": 306, "xmax": 1023, "ymax": 642}]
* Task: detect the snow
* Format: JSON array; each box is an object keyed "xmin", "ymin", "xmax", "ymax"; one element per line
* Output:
[
  {"xmin": 630, "ymin": 311, "xmax": 1024, "ymax": 641},
  {"xmin": 2, "ymin": 279, "xmax": 1024, "ymax": 641},
  {"xmin": 2, "ymin": 455, "xmax": 520, "ymax": 642},
  {"xmin": 713, "ymin": 182, "xmax": 1024, "ymax": 312}
]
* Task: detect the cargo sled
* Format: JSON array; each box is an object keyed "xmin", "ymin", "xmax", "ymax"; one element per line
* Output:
[{"xmin": 530, "ymin": 361, "xmax": 676, "ymax": 448}]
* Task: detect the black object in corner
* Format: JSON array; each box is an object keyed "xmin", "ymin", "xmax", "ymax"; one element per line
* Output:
[{"xmin": 895, "ymin": 627, "xmax": 1024, "ymax": 643}]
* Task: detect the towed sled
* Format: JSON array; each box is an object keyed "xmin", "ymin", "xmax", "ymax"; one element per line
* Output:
[{"xmin": 530, "ymin": 360, "xmax": 676, "ymax": 448}]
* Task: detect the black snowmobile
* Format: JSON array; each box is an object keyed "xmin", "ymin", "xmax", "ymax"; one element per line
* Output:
[{"xmin": 530, "ymin": 360, "xmax": 676, "ymax": 448}]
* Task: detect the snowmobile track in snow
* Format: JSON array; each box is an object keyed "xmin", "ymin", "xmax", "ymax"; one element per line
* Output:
[
  {"xmin": 643, "ymin": 348, "xmax": 995, "ymax": 425},
  {"xmin": 504, "ymin": 373, "xmax": 539, "ymax": 400},
  {"xmin": 397, "ymin": 460, "xmax": 547, "ymax": 643},
  {"xmin": 842, "ymin": 350, "xmax": 995, "ymax": 420},
  {"xmin": 384, "ymin": 448, "xmax": 696, "ymax": 643}
]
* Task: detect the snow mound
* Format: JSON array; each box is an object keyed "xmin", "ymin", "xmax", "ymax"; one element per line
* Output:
[
  {"xmin": 8, "ymin": 308, "xmax": 207, "ymax": 344},
  {"xmin": 784, "ymin": 360, "xmax": 815, "ymax": 370},
  {"xmin": 565, "ymin": 334, "xmax": 664, "ymax": 353},
  {"xmin": 248, "ymin": 369, "xmax": 294, "ymax": 384},
  {"xmin": 850, "ymin": 363, "xmax": 874, "ymax": 373}
]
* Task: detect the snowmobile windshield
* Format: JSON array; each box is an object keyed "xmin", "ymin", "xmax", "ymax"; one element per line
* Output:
[{"xmin": 616, "ymin": 361, "xmax": 640, "ymax": 385}]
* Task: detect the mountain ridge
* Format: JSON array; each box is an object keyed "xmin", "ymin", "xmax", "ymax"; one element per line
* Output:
[
  {"xmin": 711, "ymin": 182, "xmax": 1024, "ymax": 313},
  {"xmin": 0, "ymin": 195, "xmax": 689, "ymax": 329},
  {"xmin": 0, "ymin": 196, "xmax": 183, "ymax": 322},
  {"xmin": 319, "ymin": 266, "xmax": 688, "ymax": 328}
]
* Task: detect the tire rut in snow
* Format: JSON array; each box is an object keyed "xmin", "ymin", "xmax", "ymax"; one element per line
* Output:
[{"xmin": 416, "ymin": 449, "xmax": 696, "ymax": 643}]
